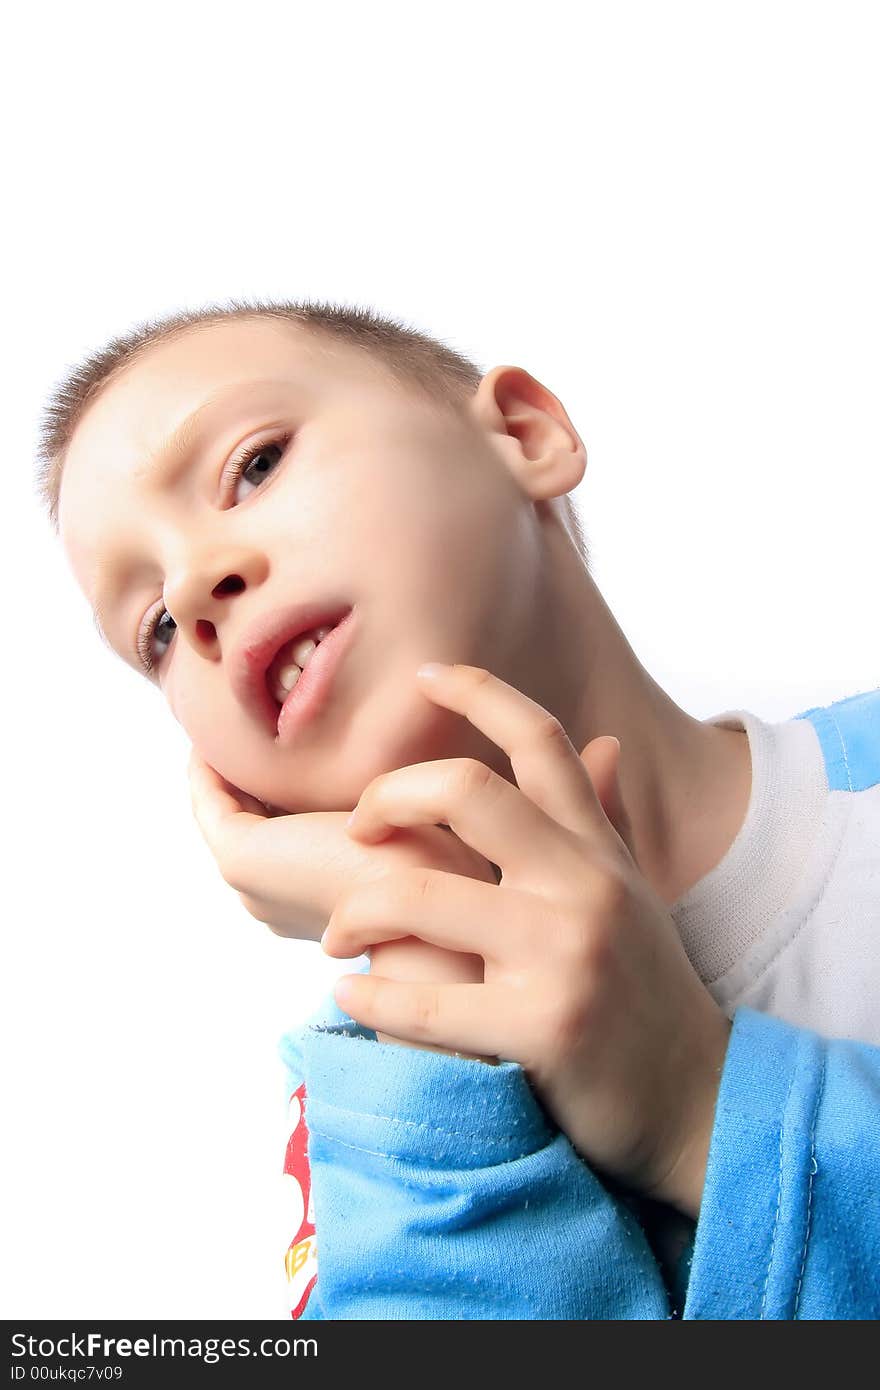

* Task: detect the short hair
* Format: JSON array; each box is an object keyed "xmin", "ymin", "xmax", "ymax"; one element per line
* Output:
[{"xmin": 35, "ymin": 295, "xmax": 589, "ymax": 564}]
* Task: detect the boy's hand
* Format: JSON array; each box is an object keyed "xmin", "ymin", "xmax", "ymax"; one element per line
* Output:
[
  {"xmin": 321, "ymin": 663, "xmax": 733, "ymax": 1220},
  {"xmin": 187, "ymin": 750, "xmax": 496, "ymax": 942},
  {"xmin": 186, "ymin": 745, "xmax": 494, "ymax": 1051}
]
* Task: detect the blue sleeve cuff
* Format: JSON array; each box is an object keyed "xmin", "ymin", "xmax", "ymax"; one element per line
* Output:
[
  {"xmin": 301, "ymin": 1023, "xmax": 553, "ymax": 1168},
  {"xmin": 278, "ymin": 960, "xmax": 373, "ymax": 1100},
  {"xmin": 683, "ymin": 1006, "xmax": 880, "ymax": 1319},
  {"xmin": 298, "ymin": 1024, "xmax": 670, "ymax": 1319}
]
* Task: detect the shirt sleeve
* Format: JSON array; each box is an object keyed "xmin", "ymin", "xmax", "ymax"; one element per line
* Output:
[
  {"xmin": 681, "ymin": 1006, "xmax": 880, "ymax": 1319},
  {"xmin": 294, "ymin": 1021, "xmax": 671, "ymax": 1320}
]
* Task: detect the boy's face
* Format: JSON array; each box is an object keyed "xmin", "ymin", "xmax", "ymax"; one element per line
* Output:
[{"xmin": 58, "ymin": 317, "xmax": 537, "ymax": 811}]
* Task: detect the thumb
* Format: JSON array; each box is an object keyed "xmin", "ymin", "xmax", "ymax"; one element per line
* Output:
[{"xmin": 579, "ymin": 735, "xmax": 638, "ymax": 864}]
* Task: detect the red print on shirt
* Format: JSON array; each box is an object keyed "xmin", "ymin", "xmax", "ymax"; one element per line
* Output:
[{"xmin": 283, "ymin": 1082, "xmax": 317, "ymax": 1319}]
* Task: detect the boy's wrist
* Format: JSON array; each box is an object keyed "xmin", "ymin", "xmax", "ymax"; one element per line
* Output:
[{"xmin": 643, "ymin": 1014, "xmax": 732, "ymax": 1221}]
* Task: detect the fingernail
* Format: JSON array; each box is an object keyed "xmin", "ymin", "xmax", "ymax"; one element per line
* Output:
[
  {"xmin": 334, "ymin": 977, "xmax": 355, "ymax": 1006},
  {"xmin": 417, "ymin": 662, "xmax": 448, "ymax": 679}
]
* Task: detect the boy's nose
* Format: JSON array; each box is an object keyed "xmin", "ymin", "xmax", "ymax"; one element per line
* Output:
[
  {"xmin": 187, "ymin": 576, "xmax": 246, "ymax": 651},
  {"xmin": 163, "ymin": 546, "xmax": 269, "ymax": 650}
]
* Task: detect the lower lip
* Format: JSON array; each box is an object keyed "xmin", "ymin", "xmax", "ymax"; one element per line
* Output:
[{"xmin": 274, "ymin": 607, "xmax": 357, "ymax": 746}]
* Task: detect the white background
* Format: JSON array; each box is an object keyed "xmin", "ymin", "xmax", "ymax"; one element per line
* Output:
[{"xmin": 3, "ymin": 0, "xmax": 878, "ymax": 1317}]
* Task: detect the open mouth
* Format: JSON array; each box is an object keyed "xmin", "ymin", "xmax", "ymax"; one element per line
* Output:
[
  {"xmin": 265, "ymin": 621, "xmax": 339, "ymax": 708},
  {"xmin": 269, "ymin": 606, "xmax": 357, "ymax": 746}
]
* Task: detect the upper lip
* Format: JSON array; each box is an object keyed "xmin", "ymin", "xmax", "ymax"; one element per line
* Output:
[{"xmin": 230, "ymin": 599, "xmax": 353, "ymax": 730}]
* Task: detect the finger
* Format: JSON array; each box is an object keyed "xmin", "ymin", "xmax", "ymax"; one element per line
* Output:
[
  {"xmin": 187, "ymin": 749, "xmax": 270, "ymax": 873},
  {"xmin": 346, "ymin": 755, "xmax": 570, "ymax": 883},
  {"xmin": 188, "ymin": 748, "xmax": 276, "ymax": 819},
  {"xmin": 334, "ymin": 974, "xmax": 514, "ymax": 1060},
  {"xmin": 187, "ymin": 753, "xmax": 355, "ymax": 938},
  {"xmin": 412, "ymin": 664, "xmax": 618, "ymax": 846},
  {"xmin": 579, "ymin": 736, "xmax": 637, "ymax": 863},
  {"xmin": 322, "ymin": 868, "xmax": 539, "ymax": 963}
]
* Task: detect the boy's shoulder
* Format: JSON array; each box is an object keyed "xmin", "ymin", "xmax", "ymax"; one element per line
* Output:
[{"xmin": 792, "ymin": 686, "xmax": 880, "ymax": 792}]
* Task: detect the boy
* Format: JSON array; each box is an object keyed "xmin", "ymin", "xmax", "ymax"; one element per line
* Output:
[{"xmin": 40, "ymin": 298, "xmax": 880, "ymax": 1318}]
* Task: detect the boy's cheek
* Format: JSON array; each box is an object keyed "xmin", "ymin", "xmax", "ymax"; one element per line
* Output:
[
  {"xmin": 164, "ymin": 668, "xmax": 210, "ymax": 734},
  {"xmin": 161, "ymin": 666, "xmax": 183, "ymax": 723}
]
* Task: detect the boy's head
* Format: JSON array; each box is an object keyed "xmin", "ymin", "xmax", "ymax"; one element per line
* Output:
[{"xmin": 41, "ymin": 299, "xmax": 589, "ymax": 812}]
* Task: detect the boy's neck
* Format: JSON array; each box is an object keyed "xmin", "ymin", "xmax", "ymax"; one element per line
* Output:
[
  {"xmin": 531, "ymin": 559, "xmax": 753, "ymax": 909},
  {"xmin": 614, "ymin": 704, "xmax": 752, "ymax": 908}
]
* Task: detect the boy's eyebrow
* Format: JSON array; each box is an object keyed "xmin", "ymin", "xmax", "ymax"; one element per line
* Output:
[{"xmin": 129, "ymin": 382, "xmax": 260, "ymax": 494}]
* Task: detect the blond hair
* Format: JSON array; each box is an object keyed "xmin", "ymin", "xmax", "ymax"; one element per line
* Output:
[{"xmin": 35, "ymin": 295, "xmax": 588, "ymax": 562}]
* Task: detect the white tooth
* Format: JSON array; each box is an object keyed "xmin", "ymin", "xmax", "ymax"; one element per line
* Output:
[
  {"xmin": 290, "ymin": 636, "xmax": 318, "ymax": 668},
  {"xmin": 273, "ymin": 663, "xmax": 302, "ymax": 703},
  {"xmin": 269, "ymin": 625, "xmax": 334, "ymax": 707},
  {"xmin": 279, "ymin": 662, "xmax": 303, "ymax": 690}
]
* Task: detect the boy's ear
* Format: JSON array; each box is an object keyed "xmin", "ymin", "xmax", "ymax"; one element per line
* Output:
[{"xmin": 469, "ymin": 364, "xmax": 587, "ymax": 502}]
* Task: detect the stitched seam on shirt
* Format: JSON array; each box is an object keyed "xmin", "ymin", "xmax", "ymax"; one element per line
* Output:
[
  {"xmin": 759, "ymin": 1067, "xmax": 796, "ymax": 1320},
  {"xmin": 308, "ymin": 1123, "xmax": 539, "ymax": 1166},
  {"xmin": 307, "ymin": 1095, "xmax": 547, "ymax": 1145},
  {"xmin": 794, "ymin": 1050, "xmax": 826, "ymax": 1319},
  {"xmin": 826, "ymin": 709, "xmax": 853, "ymax": 791}
]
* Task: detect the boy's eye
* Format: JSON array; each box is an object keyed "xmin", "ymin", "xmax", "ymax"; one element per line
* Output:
[
  {"xmin": 137, "ymin": 606, "xmax": 177, "ymax": 675},
  {"xmin": 136, "ymin": 432, "xmax": 290, "ymax": 675},
  {"xmin": 224, "ymin": 436, "xmax": 289, "ymax": 505}
]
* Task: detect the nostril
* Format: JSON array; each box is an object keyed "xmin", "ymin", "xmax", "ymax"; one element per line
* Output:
[
  {"xmin": 201, "ymin": 574, "xmax": 243, "ymax": 646},
  {"xmin": 214, "ymin": 574, "xmax": 245, "ymax": 597}
]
